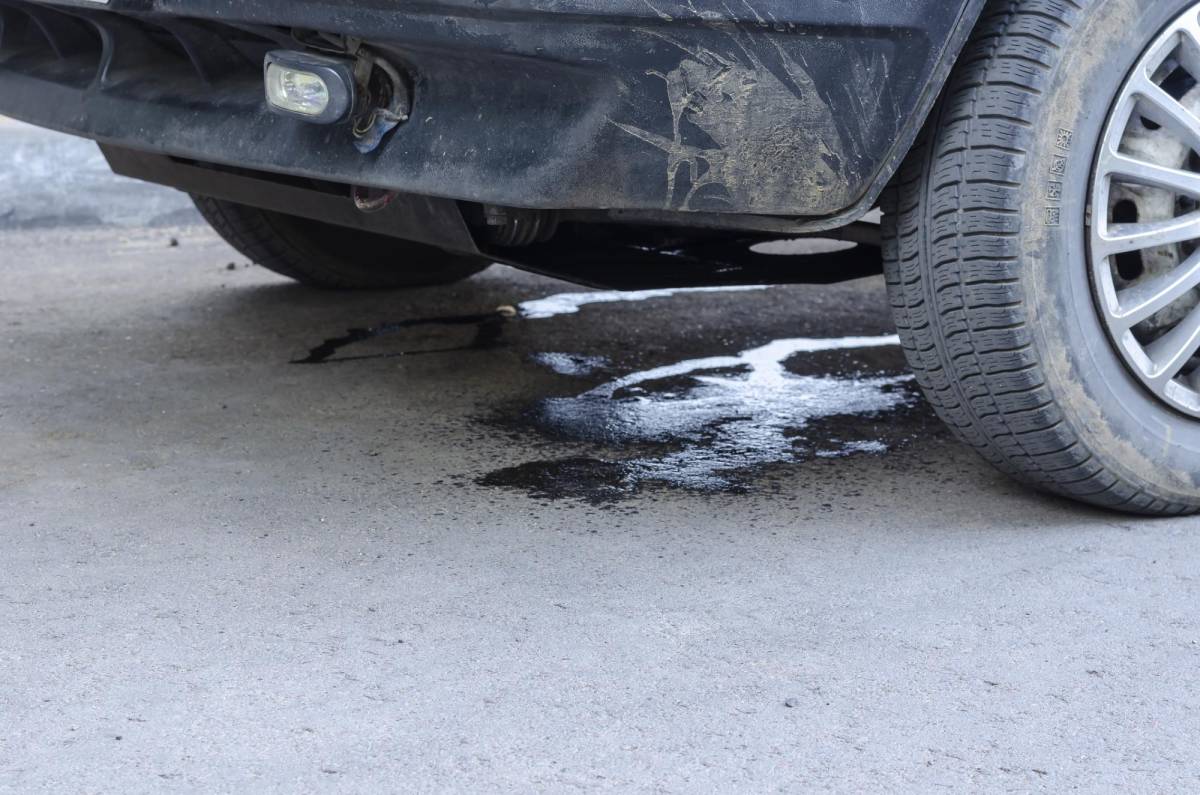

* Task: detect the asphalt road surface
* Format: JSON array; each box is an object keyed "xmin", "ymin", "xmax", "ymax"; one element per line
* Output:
[{"xmin": 2, "ymin": 119, "xmax": 1199, "ymax": 792}]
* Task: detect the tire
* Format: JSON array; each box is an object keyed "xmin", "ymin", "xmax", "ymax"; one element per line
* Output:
[
  {"xmin": 192, "ymin": 195, "xmax": 491, "ymax": 290},
  {"xmin": 882, "ymin": 0, "xmax": 1200, "ymax": 514}
]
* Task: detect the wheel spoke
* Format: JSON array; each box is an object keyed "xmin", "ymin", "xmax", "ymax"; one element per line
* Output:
[
  {"xmin": 1133, "ymin": 75, "xmax": 1200, "ymax": 153},
  {"xmin": 1175, "ymin": 14, "xmax": 1200, "ymax": 76},
  {"xmin": 1096, "ymin": 210, "xmax": 1200, "ymax": 256},
  {"xmin": 1101, "ymin": 150, "xmax": 1200, "ymax": 197},
  {"xmin": 1146, "ymin": 301, "xmax": 1200, "ymax": 381},
  {"xmin": 1112, "ymin": 248, "xmax": 1200, "ymax": 329}
]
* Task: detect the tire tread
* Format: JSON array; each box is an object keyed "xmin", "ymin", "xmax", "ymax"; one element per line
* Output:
[
  {"xmin": 191, "ymin": 195, "xmax": 488, "ymax": 290},
  {"xmin": 881, "ymin": 0, "xmax": 1199, "ymax": 514}
]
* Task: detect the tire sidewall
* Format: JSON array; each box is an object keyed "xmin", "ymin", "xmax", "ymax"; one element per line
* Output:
[{"xmin": 1024, "ymin": 0, "xmax": 1200, "ymax": 502}]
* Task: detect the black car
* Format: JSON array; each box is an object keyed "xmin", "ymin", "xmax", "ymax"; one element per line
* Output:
[{"xmin": 3, "ymin": 0, "xmax": 1199, "ymax": 514}]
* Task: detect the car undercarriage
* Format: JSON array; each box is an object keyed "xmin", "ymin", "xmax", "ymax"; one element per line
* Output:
[
  {"xmin": 0, "ymin": 0, "xmax": 983, "ymax": 286},
  {"xmin": 7, "ymin": 0, "xmax": 1200, "ymax": 515}
]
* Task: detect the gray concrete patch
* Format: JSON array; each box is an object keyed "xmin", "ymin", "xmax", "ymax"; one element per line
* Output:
[
  {"xmin": 0, "ymin": 116, "xmax": 199, "ymax": 229},
  {"xmin": 1, "ymin": 124, "xmax": 1199, "ymax": 793}
]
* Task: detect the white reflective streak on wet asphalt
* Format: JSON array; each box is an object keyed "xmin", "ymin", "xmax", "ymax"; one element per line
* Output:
[
  {"xmin": 517, "ymin": 285, "xmax": 770, "ymax": 319},
  {"xmin": 536, "ymin": 334, "xmax": 913, "ymax": 489},
  {"xmin": 528, "ymin": 352, "xmax": 610, "ymax": 376}
]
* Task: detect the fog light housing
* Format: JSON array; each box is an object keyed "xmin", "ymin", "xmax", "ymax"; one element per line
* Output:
[{"xmin": 264, "ymin": 51, "xmax": 356, "ymax": 124}]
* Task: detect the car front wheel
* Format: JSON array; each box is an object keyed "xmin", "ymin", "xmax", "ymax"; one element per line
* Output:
[{"xmin": 883, "ymin": 0, "xmax": 1200, "ymax": 514}]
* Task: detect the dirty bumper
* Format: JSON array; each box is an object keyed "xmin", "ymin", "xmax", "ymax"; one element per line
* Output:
[{"xmin": 0, "ymin": 0, "xmax": 980, "ymax": 220}]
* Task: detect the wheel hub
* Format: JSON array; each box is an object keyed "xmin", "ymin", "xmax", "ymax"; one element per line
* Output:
[{"xmin": 1090, "ymin": 4, "xmax": 1200, "ymax": 417}]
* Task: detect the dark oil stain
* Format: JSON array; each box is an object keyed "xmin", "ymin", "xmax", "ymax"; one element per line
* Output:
[
  {"xmin": 290, "ymin": 290, "xmax": 942, "ymax": 505},
  {"xmin": 477, "ymin": 458, "xmax": 638, "ymax": 505},
  {"xmin": 293, "ymin": 309, "xmax": 512, "ymax": 364},
  {"xmin": 475, "ymin": 408, "xmax": 935, "ymax": 506},
  {"xmin": 476, "ymin": 337, "xmax": 945, "ymax": 504}
]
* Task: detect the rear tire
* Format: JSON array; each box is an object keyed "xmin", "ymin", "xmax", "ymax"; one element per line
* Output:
[
  {"xmin": 192, "ymin": 195, "xmax": 491, "ymax": 290},
  {"xmin": 882, "ymin": 0, "xmax": 1200, "ymax": 514}
]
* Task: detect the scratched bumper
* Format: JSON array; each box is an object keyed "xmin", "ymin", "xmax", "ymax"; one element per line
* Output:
[{"xmin": 0, "ymin": 0, "xmax": 977, "ymax": 219}]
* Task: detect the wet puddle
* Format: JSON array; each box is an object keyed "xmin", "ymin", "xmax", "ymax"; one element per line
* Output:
[
  {"xmin": 296, "ymin": 285, "xmax": 926, "ymax": 502},
  {"xmin": 292, "ymin": 286, "xmax": 771, "ymax": 363},
  {"xmin": 485, "ymin": 334, "xmax": 920, "ymax": 502},
  {"xmin": 516, "ymin": 285, "xmax": 769, "ymax": 319},
  {"xmin": 292, "ymin": 309, "xmax": 512, "ymax": 364}
]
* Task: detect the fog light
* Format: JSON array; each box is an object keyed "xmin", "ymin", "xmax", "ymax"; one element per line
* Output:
[{"xmin": 264, "ymin": 51, "xmax": 356, "ymax": 124}]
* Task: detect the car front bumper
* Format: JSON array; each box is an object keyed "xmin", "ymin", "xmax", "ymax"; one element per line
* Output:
[{"xmin": 0, "ymin": 0, "xmax": 981, "ymax": 223}]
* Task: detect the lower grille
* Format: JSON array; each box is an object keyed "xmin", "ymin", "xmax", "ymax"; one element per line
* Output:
[{"xmin": 0, "ymin": 1, "xmax": 273, "ymax": 98}]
